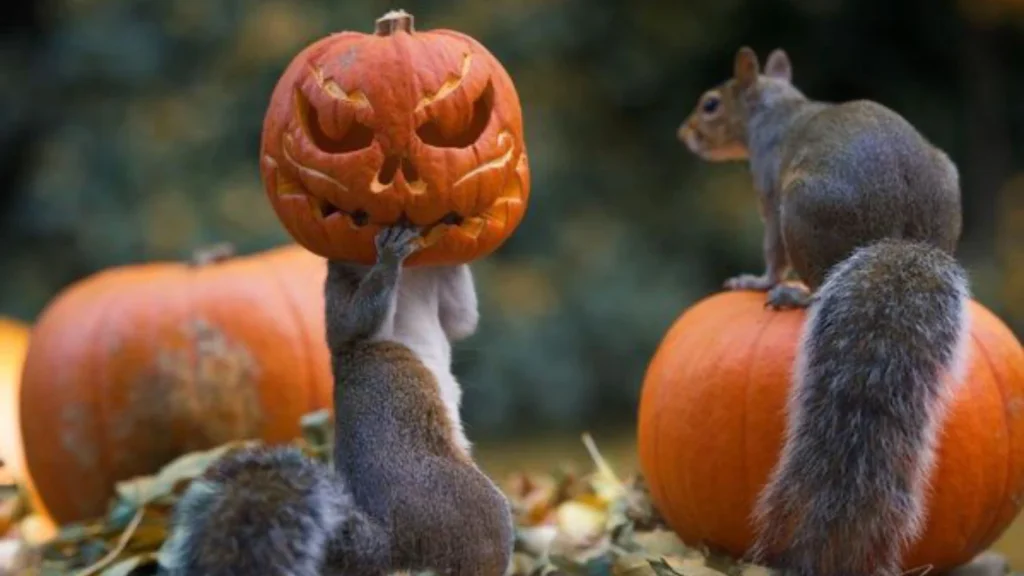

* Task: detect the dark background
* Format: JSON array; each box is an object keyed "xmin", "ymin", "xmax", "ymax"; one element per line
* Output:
[{"xmin": 1, "ymin": 0, "xmax": 1021, "ymax": 440}]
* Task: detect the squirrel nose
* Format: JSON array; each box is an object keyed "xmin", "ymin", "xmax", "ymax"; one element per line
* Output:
[{"xmin": 377, "ymin": 155, "xmax": 419, "ymax": 186}]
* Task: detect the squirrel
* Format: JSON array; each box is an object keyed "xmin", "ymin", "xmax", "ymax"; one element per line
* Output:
[
  {"xmin": 159, "ymin": 224, "xmax": 515, "ymax": 576},
  {"xmin": 678, "ymin": 47, "xmax": 971, "ymax": 576}
]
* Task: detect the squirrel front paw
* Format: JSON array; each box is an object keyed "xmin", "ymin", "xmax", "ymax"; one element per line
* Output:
[
  {"xmin": 375, "ymin": 224, "xmax": 423, "ymax": 265},
  {"xmin": 724, "ymin": 273, "xmax": 776, "ymax": 292}
]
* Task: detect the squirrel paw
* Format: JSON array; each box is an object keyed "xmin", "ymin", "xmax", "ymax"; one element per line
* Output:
[
  {"xmin": 765, "ymin": 284, "xmax": 813, "ymax": 310},
  {"xmin": 724, "ymin": 273, "xmax": 776, "ymax": 292},
  {"xmin": 375, "ymin": 224, "xmax": 423, "ymax": 264}
]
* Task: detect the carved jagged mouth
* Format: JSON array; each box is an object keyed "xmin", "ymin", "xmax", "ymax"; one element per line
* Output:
[
  {"xmin": 297, "ymin": 182, "xmax": 511, "ymax": 245},
  {"xmin": 271, "ymin": 131, "xmax": 524, "ymax": 242}
]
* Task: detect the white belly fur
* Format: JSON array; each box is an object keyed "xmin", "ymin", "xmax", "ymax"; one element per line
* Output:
[{"xmin": 370, "ymin": 267, "xmax": 471, "ymax": 455}]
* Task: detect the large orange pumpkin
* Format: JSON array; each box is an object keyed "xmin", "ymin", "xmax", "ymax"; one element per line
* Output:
[
  {"xmin": 0, "ymin": 316, "xmax": 57, "ymax": 539},
  {"xmin": 19, "ymin": 244, "xmax": 333, "ymax": 524},
  {"xmin": 637, "ymin": 291, "xmax": 1024, "ymax": 573},
  {"xmin": 0, "ymin": 317, "xmax": 30, "ymax": 479},
  {"xmin": 261, "ymin": 9, "xmax": 530, "ymax": 266}
]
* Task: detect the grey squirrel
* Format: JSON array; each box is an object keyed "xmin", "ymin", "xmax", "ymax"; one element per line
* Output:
[
  {"xmin": 678, "ymin": 47, "xmax": 971, "ymax": 576},
  {"xmin": 159, "ymin": 225, "xmax": 514, "ymax": 576}
]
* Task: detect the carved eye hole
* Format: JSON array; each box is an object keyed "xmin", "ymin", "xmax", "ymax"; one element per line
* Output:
[
  {"xmin": 415, "ymin": 82, "xmax": 494, "ymax": 148},
  {"xmin": 294, "ymin": 88, "xmax": 374, "ymax": 153}
]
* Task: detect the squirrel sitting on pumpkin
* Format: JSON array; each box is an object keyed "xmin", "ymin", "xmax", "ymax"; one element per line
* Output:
[
  {"xmin": 678, "ymin": 47, "xmax": 969, "ymax": 576},
  {"xmin": 158, "ymin": 225, "xmax": 514, "ymax": 576}
]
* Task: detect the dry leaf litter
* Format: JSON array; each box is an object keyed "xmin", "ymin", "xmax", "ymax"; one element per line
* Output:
[{"xmin": 0, "ymin": 410, "xmax": 1017, "ymax": 576}]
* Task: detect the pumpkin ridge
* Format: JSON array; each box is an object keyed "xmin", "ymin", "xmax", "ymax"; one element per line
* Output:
[
  {"xmin": 967, "ymin": 329, "xmax": 1013, "ymax": 553},
  {"xmin": 651, "ymin": 296, "xmax": 755, "ymax": 544},
  {"xmin": 21, "ymin": 271, "xmax": 110, "ymax": 521},
  {"xmin": 744, "ymin": 306, "xmax": 781, "ymax": 533},
  {"xmin": 686, "ymin": 299, "xmax": 760, "ymax": 540},
  {"xmin": 389, "ymin": 28, "xmax": 419, "ymax": 151},
  {"xmin": 648, "ymin": 326, "xmax": 679, "ymax": 536},
  {"xmin": 644, "ymin": 307, "xmax": 690, "ymax": 536},
  {"xmin": 171, "ymin": 267, "xmax": 198, "ymax": 461},
  {"xmin": 258, "ymin": 254, "xmax": 317, "ymax": 415},
  {"xmin": 642, "ymin": 348, "xmax": 666, "ymax": 534},
  {"xmin": 90, "ymin": 282, "xmax": 128, "ymax": 519}
]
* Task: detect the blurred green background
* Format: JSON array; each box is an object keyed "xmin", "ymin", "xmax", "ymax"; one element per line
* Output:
[{"xmin": 1, "ymin": 0, "xmax": 1022, "ymax": 444}]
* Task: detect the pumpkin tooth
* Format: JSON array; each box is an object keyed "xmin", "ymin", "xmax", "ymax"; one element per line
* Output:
[
  {"xmin": 483, "ymin": 197, "xmax": 520, "ymax": 227},
  {"xmin": 460, "ymin": 216, "xmax": 487, "ymax": 239},
  {"xmin": 422, "ymin": 223, "xmax": 449, "ymax": 247}
]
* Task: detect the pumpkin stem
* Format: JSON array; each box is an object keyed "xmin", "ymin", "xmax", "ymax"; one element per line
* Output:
[
  {"xmin": 375, "ymin": 9, "xmax": 414, "ymax": 35},
  {"xmin": 189, "ymin": 243, "xmax": 236, "ymax": 267}
]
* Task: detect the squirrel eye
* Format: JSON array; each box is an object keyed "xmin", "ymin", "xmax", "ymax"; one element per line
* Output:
[{"xmin": 702, "ymin": 97, "xmax": 721, "ymax": 114}]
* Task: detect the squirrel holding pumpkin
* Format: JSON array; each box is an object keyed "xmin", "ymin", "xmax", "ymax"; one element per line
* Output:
[
  {"xmin": 158, "ymin": 224, "xmax": 514, "ymax": 576},
  {"xmin": 678, "ymin": 47, "xmax": 969, "ymax": 576}
]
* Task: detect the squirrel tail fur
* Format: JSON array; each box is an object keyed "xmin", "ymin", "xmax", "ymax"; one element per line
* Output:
[
  {"xmin": 159, "ymin": 446, "xmax": 387, "ymax": 576},
  {"xmin": 750, "ymin": 238, "xmax": 970, "ymax": 576}
]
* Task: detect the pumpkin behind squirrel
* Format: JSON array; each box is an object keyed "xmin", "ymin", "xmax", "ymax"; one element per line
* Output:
[
  {"xmin": 261, "ymin": 9, "xmax": 530, "ymax": 266},
  {"xmin": 637, "ymin": 291, "xmax": 1024, "ymax": 573},
  {"xmin": 18, "ymin": 244, "xmax": 333, "ymax": 525},
  {"xmin": 0, "ymin": 318, "xmax": 38, "ymax": 533},
  {"xmin": 0, "ymin": 317, "xmax": 30, "ymax": 481}
]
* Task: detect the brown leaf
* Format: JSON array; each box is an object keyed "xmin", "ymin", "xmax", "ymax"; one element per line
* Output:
[
  {"xmin": 115, "ymin": 440, "xmax": 255, "ymax": 508},
  {"xmin": 613, "ymin": 553, "xmax": 661, "ymax": 575},
  {"xmin": 631, "ymin": 529, "xmax": 691, "ymax": 559},
  {"xmin": 100, "ymin": 552, "xmax": 159, "ymax": 576}
]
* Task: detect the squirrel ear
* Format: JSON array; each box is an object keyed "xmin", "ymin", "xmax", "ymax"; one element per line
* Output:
[
  {"xmin": 733, "ymin": 46, "xmax": 760, "ymax": 87},
  {"xmin": 765, "ymin": 49, "xmax": 792, "ymax": 81}
]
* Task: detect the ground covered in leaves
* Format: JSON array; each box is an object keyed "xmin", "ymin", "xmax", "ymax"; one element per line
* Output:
[{"xmin": 0, "ymin": 411, "xmax": 1019, "ymax": 576}]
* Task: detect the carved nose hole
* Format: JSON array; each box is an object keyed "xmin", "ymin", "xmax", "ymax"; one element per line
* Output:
[
  {"xmin": 401, "ymin": 158, "xmax": 419, "ymax": 181},
  {"xmin": 378, "ymin": 156, "xmax": 400, "ymax": 185},
  {"xmin": 377, "ymin": 156, "xmax": 420, "ymax": 186}
]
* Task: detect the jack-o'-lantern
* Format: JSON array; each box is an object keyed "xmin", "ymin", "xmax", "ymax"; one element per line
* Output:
[{"xmin": 261, "ymin": 9, "xmax": 530, "ymax": 266}]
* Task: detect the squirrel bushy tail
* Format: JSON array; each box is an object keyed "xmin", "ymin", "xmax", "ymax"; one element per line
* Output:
[
  {"xmin": 751, "ymin": 239, "xmax": 970, "ymax": 576},
  {"xmin": 159, "ymin": 446, "xmax": 387, "ymax": 576}
]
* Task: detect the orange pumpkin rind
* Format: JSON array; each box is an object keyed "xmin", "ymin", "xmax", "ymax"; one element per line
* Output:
[
  {"xmin": 260, "ymin": 10, "xmax": 530, "ymax": 266},
  {"xmin": 18, "ymin": 244, "xmax": 334, "ymax": 524},
  {"xmin": 637, "ymin": 291, "xmax": 1024, "ymax": 574}
]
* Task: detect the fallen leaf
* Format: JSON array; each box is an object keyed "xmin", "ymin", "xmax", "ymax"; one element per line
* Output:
[
  {"xmin": 613, "ymin": 553, "xmax": 661, "ymax": 575},
  {"xmin": 115, "ymin": 441, "xmax": 254, "ymax": 508},
  {"xmin": 631, "ymin": 529, "xmax": 690, "ymax": 558},
  {"xmin": 100, "ymin": 551, "xmax": 159, "ymax": 576}
]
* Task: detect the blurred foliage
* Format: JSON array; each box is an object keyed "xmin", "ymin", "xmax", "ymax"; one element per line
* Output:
[{"xmin": 2, "ymin": 0, "xmax": 1023, "ymax": 439}]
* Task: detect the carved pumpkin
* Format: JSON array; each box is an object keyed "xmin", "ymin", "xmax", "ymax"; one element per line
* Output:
[
  {"xmin": 637, "ymin": 291, "xmax": 1024, "ymax": 573},
  {"xmin": 18, "ymin": 244, "xmax": 333, "ymax": 524},
  {"xmin": 260, "ymin": 9, "xmax": 530, "ymax": 266}
]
